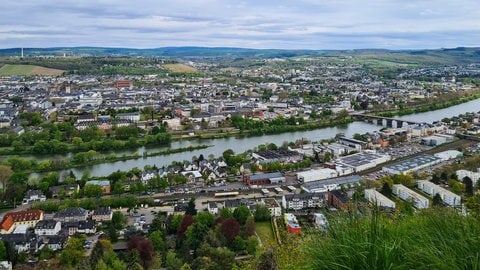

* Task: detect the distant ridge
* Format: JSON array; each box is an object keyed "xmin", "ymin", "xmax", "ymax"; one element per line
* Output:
[{"xmin": 0, "ymin": 46, "xmax": 479, "ymax": 63}]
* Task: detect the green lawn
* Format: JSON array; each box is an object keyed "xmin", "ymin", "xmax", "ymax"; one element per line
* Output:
[{"xmin": 255, "ymin": 221, "xmax": 276, "ymax": 249}]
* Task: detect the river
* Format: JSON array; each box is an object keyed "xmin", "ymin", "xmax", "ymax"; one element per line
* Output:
[{"xmin": 31, "ymin": 98, "xmax": 480, "ymax": 179}]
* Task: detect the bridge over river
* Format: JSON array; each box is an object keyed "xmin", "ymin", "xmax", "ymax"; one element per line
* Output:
[{"xmin": 351, "ymin": 113, "xmax": 424, "ymax": 128}]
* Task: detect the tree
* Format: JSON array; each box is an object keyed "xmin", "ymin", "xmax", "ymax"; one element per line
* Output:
[
  {"xmin": 463, "ymin": 176, "xmax": 474, "ymax": 196},
  {"xmin": 380, "ymin": 182, "xmax": 392, "ymax": 198},
  {"xmin": 258, "ymin": 249, "xmax": 278, "ymax": 270},
  {"xmin": 232, "ymin": 236, "xmax": 245, "ymax": 252},
  {"xmin": 254, "ymin": 204, "xmax": 271, "ymax": 222},
  {"xmin": 0, "ymin": 165, "xmax": 12, "ymax": 197},
  {"xmin": 219, "ymin": 207, "xmax": 233, "ymax": 219},
  {"xmin": 233, "ymin": 205, "xmax": 251, "ymax": 225},
  {"xmin": 243, "ymin": 218, "xmax": 256, "ymax": 238},
  {"xmin": 221, "ymin": 218, "xmax": 240, "ymax": 243},
  {"xmin": 186, "ymin": 222, "xmax": 209, "ymax": 251},
  {"xmin": 246, "ymin": 236, "xmax": 258, "ymax": 255},
  {"xmin": 433, "ymin": 193, "xmax": 443, "ymax": 207},
  {"xmin": 194, "ymin": 211, "xmax": 215, "ymax": 227},
  {"xmin": 149, "ymin": 230, "xmax": 165, "ymax": 253},
  {"xmin": 177, "ymin": 214, "xmax": 195, "ymax": 238},
  {"xmin": 111, "ymin": 211, "xmax": 127, "ymax": 230},
  {"xmin": 185, "ymin": 197, "xmax": 197, "ymax": 216},
  {"xmin": 0, "ymin": 241, "xmax": 6, "ymax": 261},
  {"xmin": 127, "ymin": 235, "xmax": 154, "ymax": 269},
  {"xmin": 165, "ymin": 251, "xmax": 183, "ymax": 270}
]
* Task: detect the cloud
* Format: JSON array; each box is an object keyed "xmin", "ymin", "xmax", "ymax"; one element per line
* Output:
[{"xmin": 0, "ymin": 0, "xmax": 479, "ymax": 49}]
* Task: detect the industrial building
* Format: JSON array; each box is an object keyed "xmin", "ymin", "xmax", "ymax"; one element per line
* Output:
[
  {"xmin": 392, "ymin": 184, "xmax": 429, "ymax": 209},
  {"xmin": 301, "ymin": 175, "xmax": 362, "ymax": 193},
  {"xmin": 364, "ymin": 189, "xmax": 396, "ymax": 208},
  {"xmin": 243, "ymin": 172, "xmax": 285, "ymax": 186},
  {"xmin": 382, "ymin": 155, "xmax": 442, "ymax": 175},
  {"xmin": 417, "ymin": 180, "xmax": 461, "ymax": 207},
  {"xmin": 297, "ymin": 168, "xmax": 338, "ymax": 183},
  {"xmin": 334, "ymin": 150, "xmax": 391, "ymax": 173}
]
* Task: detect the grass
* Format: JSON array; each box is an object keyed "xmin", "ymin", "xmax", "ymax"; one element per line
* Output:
[
  {"xmin": 0, "ymin": 64, "xmax": 64, "ymax": 76},
  {"xmin": 301, "ymin": 208, "xmax": 480, "ymax": 270},
  {"xmin": 255, "ymin": 221, "xmax": 276, "ymax": 249},
  {"xmin": 163, "ymin": 63, "xmax": 197, "ymax": 73}
]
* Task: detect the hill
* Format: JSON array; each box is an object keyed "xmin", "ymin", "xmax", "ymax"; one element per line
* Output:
[{"xmin": 0, "ymin": 64, "xmax": 64, "ymax": 76}]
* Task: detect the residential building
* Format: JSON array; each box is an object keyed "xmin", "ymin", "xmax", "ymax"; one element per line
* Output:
[
  {"xmin": 262, "ymin": 198, "xmax": 282, "ymax": 217},
  {"xmin": 417, "ymin": 180, "xmax": 461, "ymax": 207},
  {"xmin": 0, "ymin": 210, "xmax": 44, "ymax": 234},
  {"xmin": 207, "ymin": 202, "xmax": 219, "ymax": 215},
  {"xmin": 364, "ymin": 189, "xmax": 396, "ymax": 208},
  {"xmin": 392, "ymin": 184, "xmax": 429, "ymax": 209},
  {"xmin": 456, "ymin": 169, "xmax": 480, "ymax": 186},
  {"xmin": 282, "ymin": 193, "xmax": 326, "ymax": 210},
  {"xmin": 284, "ymin": 213, "xmax": 301, "ymax": 234},
  {"xmin": 328, "ymin": 189, "xmax": 350, "ymax": 210},
  {"xmin": 22, "ymin": 190, "xmax": 46, "ymax": 204},
  {"xmin": 34, "ymin": 220, "xmax": 61, "ymax": 236},
  {"xmin": 92, "ymin": 206, "xmax": 113, "ymax": 222},
  {"xmin": 53, "ymin": 207, "xmax": 88, "ymax": 222}
]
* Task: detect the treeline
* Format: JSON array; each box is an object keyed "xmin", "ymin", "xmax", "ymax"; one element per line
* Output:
[
  {"xmin": 0, "ymin": 120, "xmax": 172, "ymax": 155},
  {"xmin": 231, "ymin": 114, "xmax": 352, "ymax": 136},
  {"xmin": 0, "ymin": 57, "xmax": 175, "ymax": 76}
]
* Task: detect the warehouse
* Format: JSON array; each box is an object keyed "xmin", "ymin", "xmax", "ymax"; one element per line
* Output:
[
  {"xmin": 301, "ymin": 175, "xmax": 362, "ymax": 193},
  {"xmin": 297, "ymin": 168, "xmax": 338, "ymax": 183},
  {"xmin": 335, "ymin": 150, "xmax": 391, "ymax": 173},
  {"xmin": 382, "ymin": 154, "xmax": 442, "ymax": 175},
  {"xmin": 243, "ymin": 172, "xmax": 285, "ymax": 186}
]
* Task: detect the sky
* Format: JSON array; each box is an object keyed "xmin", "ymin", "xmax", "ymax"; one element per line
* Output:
[{"xmin": 1, "ymin": 0, "xmax": 479, "ymax": 50}]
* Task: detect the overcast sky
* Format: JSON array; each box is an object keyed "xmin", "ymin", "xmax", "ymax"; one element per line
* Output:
[{"xmin": 1, "ymin": 0, "xmax": 479, "ymax": 50}]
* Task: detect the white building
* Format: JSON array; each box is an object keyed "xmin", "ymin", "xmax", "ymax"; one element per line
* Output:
[
  {"xmin": 297, "ymin": 168, "xmax": 338, "ymax": 183},
  {"xmin": 417, "ymin": 180, "xmax": 461, "ymax": 207},
  {"xmin": 456, "ymin": 169, "xmax": 480, "ymax": 187},
  {"xmin": 262, "ymin": 198, "xmax": 282, "ymax": 217},
  {"xmin": 364, "ymin": 189, "xmax": 396, "ymax": 208},
  {"xmin": 34, "ymin": 220, "xmax": 62, "ymax": 236},
  {"xmin": 392, "ymin": 184, "xmax": 429, "ymax": 209}
]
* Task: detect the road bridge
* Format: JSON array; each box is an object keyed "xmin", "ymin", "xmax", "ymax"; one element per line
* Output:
[{"xmin": 351, "ymin": 113, "xmax": 423, "ymax": 128}]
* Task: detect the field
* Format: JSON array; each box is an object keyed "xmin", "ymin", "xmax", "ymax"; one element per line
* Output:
[
  {"xmin": 163, "ymin": 63, "xmax": 197, "ymax": 73},
  {"xmin": 0, "ymin": 64, "xmax": 64, "ymax": 76},
  {"xmin": 255, "ymin": 221, "xmax": 276, "ymax": 248}
]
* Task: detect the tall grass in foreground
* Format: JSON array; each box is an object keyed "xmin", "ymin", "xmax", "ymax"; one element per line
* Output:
[{"xmin": 303, "ymin": 208, "xmax": 480, "ymax": 270}]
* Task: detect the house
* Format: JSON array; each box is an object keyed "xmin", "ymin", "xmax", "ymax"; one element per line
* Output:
[
  {"xmin": 0, "ymin": 233, "xmax": 38, "ymax": 253},
  {"xmin": 284, "ymin": 213, "xmax": 301, "ymax": 234},
  {"xmin": 252, "ymin": 149, "xmax": 303, "ymax": 164},
  {"xmin": 0, "ymin": 210, "xmax": 44, "ymax": 234},
  {"xmin": 282, "ymin": 193, "xmax": 326, "ymax": 210},
  {"xmin": 49, "ymin": 184, "xmax": 80, "ymax": 198},
  {"xmin": 53, "ymin": 207, "xmax": 88, "ymax": 222},
  {"xmin": 92, "ymin": 206, "xmax": 113, "ymax": 222},
  {"xmin": 65, "ymin": 220, "xmax": 96, "ymax": 235},
  {"xmin": 207, "ymin": 202, "xmax": 219, "ymax": 215},
  {"xmin": 85, "ymin": 180, "xmax": 111, "ymax": 194},
  {"xmin": 314, "ymin": 213, "xmax": 328, "ymax": 230},
  {"xmin": 34, "ymin": 220, "xmax": 62, "ymax": 236},
  {"xmin": 22, "ymin": 190, "xmax": 46, "ymax": 204},
  {"xmin": 43, "ymin": 235, "xmax": 67, "ymax": 251},
  {"xmin": 141, "ymin": 170, "xmax": 158, "ymax": 185},
  {"xmin": 262, "ymin": 198, "xmax": 282, "ymax": 217}
]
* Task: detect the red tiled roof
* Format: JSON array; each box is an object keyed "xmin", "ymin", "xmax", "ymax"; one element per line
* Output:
[{"xmin": 0, "ymin": 209, "xmax": 43, "ymax": 231}]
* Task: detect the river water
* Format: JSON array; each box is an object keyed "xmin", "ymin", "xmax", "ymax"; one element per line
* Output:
[{"xmin": 31, "ymin": 98, "xmax": 480, "ymax": 179}]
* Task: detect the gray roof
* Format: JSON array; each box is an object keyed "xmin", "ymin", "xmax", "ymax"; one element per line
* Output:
[{"xmin": 302, "ymin": 175, "xmax": 362, "ymax": 190}]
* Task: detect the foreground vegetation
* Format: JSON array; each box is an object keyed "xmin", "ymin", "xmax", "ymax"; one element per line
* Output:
[{"xmin": 300, "ymin": 208, "xmax": 480, "ymax": 270}]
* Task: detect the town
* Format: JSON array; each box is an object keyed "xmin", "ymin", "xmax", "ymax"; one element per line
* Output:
[{"xmin": 0, "ymin": 48, "xmax": 480, "ymax": 269}]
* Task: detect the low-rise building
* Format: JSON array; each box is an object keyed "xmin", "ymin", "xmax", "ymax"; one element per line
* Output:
[
  {"xmin": 0, "ymin": 210, "xmax": 44, "ymax": 234},
  {"xmin": 301, "ymin": 175, "xmax": 362, "ymax": 193},
  {"xmin": 53, "ymin": 207, "xmax": 88, "ymax": 222},
  {"xmin": 85, "ymin": 180, "xmax": 111, "ymax": 194},
  {"xmin": 92, "ymin": 206, "xmax": 113, "ymax": 222},
  {"xmin": 22, "ymin": 190, "xmax": 46, "ymax": 205},
  {"xmin": 262, "ymin": 198, "xmax": 282, "ymax": 217},
  {"xmin": 34, "ymin": 220, "xmax": 61, "ymax": 236},
  {"xmin": 243, "ymin": 172, "xmax": 285, "ymax": 186},
  {"xmin": 383, "ymin": 155, "xmax": 442, "ymax": 175},
  {"xmin": 282, "ymin": 193, "xmax": 326, "ymax": 210}
]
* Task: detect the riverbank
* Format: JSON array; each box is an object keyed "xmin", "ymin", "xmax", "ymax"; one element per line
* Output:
[{"xmin": 374, "ymin": 90, "xmax": 480, "ymax": 118}]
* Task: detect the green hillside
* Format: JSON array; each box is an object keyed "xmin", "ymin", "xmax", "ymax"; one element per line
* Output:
[{"xmin": 0, "ymin": 64, "xmax": 64, "ymax": 76}]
